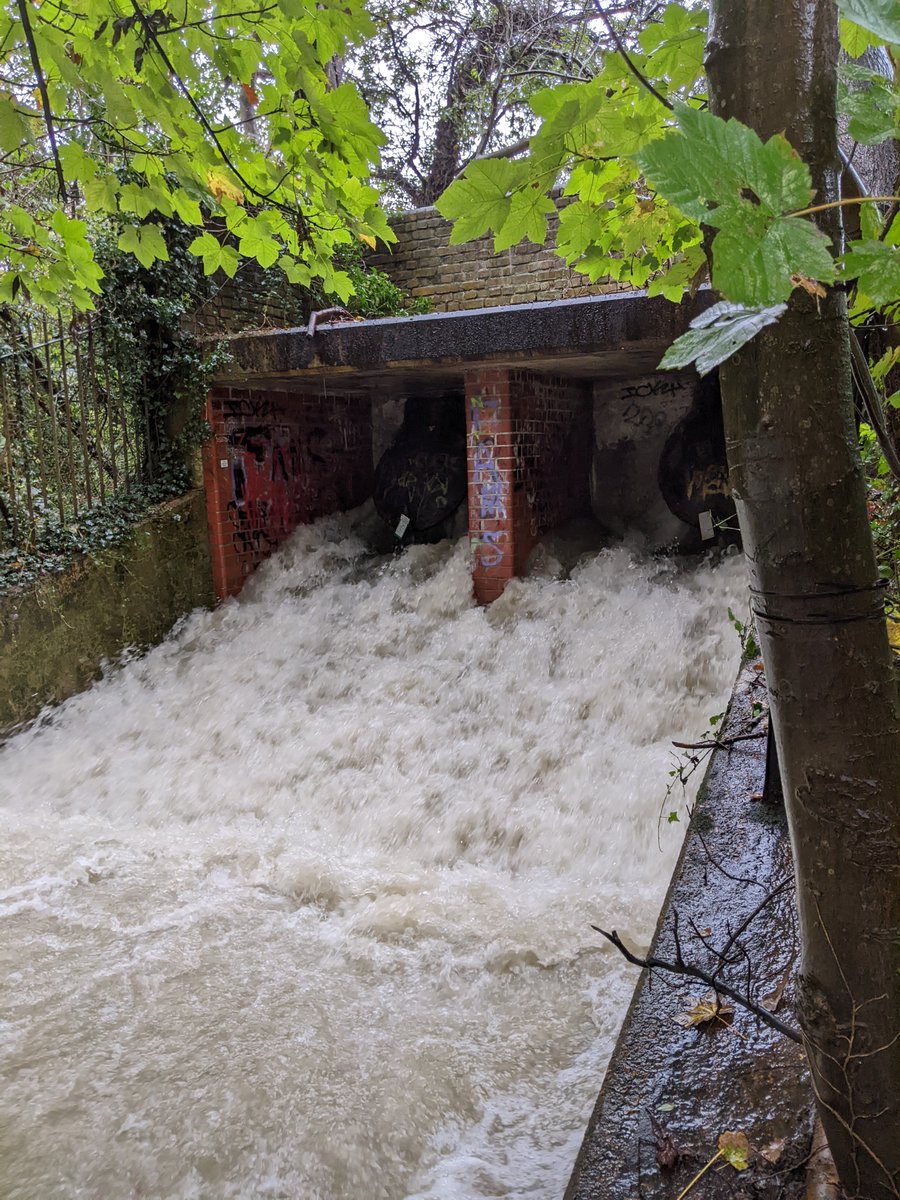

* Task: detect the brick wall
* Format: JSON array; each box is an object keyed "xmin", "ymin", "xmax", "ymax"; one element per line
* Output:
[
  {"xmin": 466, "ymin": 368, "xmax": 592, "ymax": 603},
  {"xmin": 185, "ymin": 261, "xmax": 309, "ymax": 337},
  {"xmin": 368, "ymin": 199, "xmax": 622, "ymax": 313},
  {"xmin": 202, "ymin": 387, "xmax": 372, "ymax": 599}
]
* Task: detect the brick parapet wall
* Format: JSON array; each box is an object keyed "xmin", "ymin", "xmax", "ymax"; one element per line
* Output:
[
  {"xmin": 185, "ymin": 261, "xmax": 309, "ymax": 337},
  {"xmin": 369, "ymin": 200, "xmax": 622, "ymax": 312},
  {"xmin": 203, "ymin": 387, "xmax": 372, "ymax": 599},
  {"xmin": 466, "ymin": 368, "xmax": 592, "ymax": 603}
]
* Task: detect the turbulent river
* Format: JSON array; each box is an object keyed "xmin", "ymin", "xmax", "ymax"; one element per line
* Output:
[{"xmin": 0, "ymin": 511, "xmax": 746, "ymax": 1200}]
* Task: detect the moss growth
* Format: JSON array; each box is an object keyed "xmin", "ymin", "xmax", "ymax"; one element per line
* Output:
[{"xmin": 0, "ymin": 490, "xmax": 212, "ymax": 738}]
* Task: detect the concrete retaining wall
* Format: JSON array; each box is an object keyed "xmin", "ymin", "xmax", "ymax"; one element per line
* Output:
[{"xmin": 0, "ymin": 491, "xmax": 213, "ymax": 738}]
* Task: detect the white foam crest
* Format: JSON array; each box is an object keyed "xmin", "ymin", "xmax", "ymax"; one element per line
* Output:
[{"xmin": 0, "ymin": 511, "xmax": 746, "ymax": 1198}]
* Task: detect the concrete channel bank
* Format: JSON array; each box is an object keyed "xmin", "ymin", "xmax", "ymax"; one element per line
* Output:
[
  {"xmin": 0, "ymin": 490, "xmax": 213, "ymax": 739},
  {"xmin": 567, "ymin": 661, "xmax": 815, "ymax": 1199}
]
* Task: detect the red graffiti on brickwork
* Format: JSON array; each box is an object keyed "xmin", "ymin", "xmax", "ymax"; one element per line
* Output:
[{"xmin": 226, "ymin": 421, "xmax": 303, "ymax": 568}]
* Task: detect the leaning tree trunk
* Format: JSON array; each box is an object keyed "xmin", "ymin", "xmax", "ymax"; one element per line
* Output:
[{"xmin": 705, "ymin": 3, "xmax": 900, "ymax": 1197}]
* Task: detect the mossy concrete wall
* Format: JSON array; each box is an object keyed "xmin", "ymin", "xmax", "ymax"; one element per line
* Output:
[{"xmin": 0, "ymin": 490, "xmax": 213, "ymax": 739}]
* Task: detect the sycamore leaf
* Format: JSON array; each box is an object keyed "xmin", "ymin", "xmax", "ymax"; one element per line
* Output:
[
  {"xmin": 839, "ymin": 72, "xmax": 900, "ymax": 145},
  {"xmin": 358, "ymin": 233, "xmax": 377, "ymax": 249},
  {"xmin": 238, "ymin": 226, "xmax": 280, "ymax": 269},
  {"xmin": 660, "ymin": 301, "xmax": 788, "ymax": 375},
  {"xmin": 636, "ymin": 107, "xmax": 836, "ymax": 303},
  {"xmin": 718, "ymin": 1130, "xmax": 751, "ymax": 1171},
  {"xmin": 82, "ymin": 174, "xmax": 119, "ymax": 213},
  {"xmin": 495, "ymin": 186, "xmax": 556, "ymax": 250},
  {"xmin": 207, "ymin": 170, "xmax": 244, "ymax": 204},
  {"xmin": 840, "ymin": 16, "xmax": 886, "ymax": 54},
  {"xmin": 0, "ymin": 94, "xmax": 30, "ymax": 151},
  {"xmin": 279, "ymin": 254, "xmax": 312, "ymax": 286},
  {"xmin": 841, "ymin": 239, "xmax": 900, "ymax": 305},
  {"xmin": 837, "ymin": 0, "xmax": 900, "ymax": 44},
  {"xmin": 436, "ymin": 157, "xmax": 521, "ymax": 244},
  {"xmin": 639, "ymin": 2, "xmax": 707, "ymax": 90},
  {"xmin": 188, "ymin": 231, "xmax": 225, "ymax": 275},
  {"xmin": 673, "ymin": 991, "xmax": 735, "ymax": 1030},
  {"xmin": 117, "ymin": 223, "xmax": 169, "ymax": 269},
  {"xmin": 636, "ymin": 106, "xmax": 813, "ymax": 226}
]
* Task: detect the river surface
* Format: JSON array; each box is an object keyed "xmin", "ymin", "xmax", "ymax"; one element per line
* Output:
[{"xmin": 0, "ymin": 512, "xmax": 746, "ymax": 1199}]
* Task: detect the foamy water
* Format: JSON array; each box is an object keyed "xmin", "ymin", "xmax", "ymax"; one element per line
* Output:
[{"xmin": 0, "ymin": 511, "xmax": 746, "ymax": 1199}]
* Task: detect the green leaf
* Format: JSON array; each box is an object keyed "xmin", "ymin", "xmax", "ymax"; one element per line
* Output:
[
  {"xmin": 837, "ymin": 0, "xmax": 900, "ymax": 44},
  {"xmin": 659, "ymin": 301, "xmax": 788, "ymax": 376},
  {"xmin": 840, "ymin": 16, "xmax": 886, "ymax": 54},
  {"xmin": 0, "ymin": 93, "xmax": 29, "ymax": 151},
  {"xmin": 117, "ymin": 223, "xmax": 170, "ymax": 269},
  {"xmin": 840, "ymin": 239, "xmax": 900, "ymax": 306},
  {"xmin": 81, "ymin": 174, "xmax": 118, "ymax": 214},
  {"xmin": 713, "ymin": 212, "xmax": 836, "ymax": 305},
  {"xmin": 495, "ymin": 187, "xmax": 556, "ymax": 250},
  {"xmin": 436, "ymin": 157, "xmax": 521, "ymax": 243},
  {"xmin": 639, "ymin": 3, "xmax": 707, "ymax": 90},
  {"xmin": 636, "ymin": 106, "xmax": 813, "ymax": 225},
  {"xmin": 838, "ymin": 72, "xmax": 900, "ymax": 145},
  {"xmin": 637, "ymin": 107, "xmax": 836, "ymax": 304},
  {"xmin": 238, "ymin": 224, "xmax": 280, "ymax": 269},
  {"xmin": 188, "ymin": 231, "xmax": 225, "ymax": 275}
]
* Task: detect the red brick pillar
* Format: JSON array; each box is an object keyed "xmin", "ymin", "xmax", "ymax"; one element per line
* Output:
[
  {"xmin": 201, "ymin": 389, "xmax": 246, "ymax": 600},
  {"xmin": 466, "ymin": 369, "xmax": 516, "ymax": 604}
]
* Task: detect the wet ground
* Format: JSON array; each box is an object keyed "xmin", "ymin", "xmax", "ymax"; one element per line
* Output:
[{"xmin": 566, "ymin": 661, "xmax": 814, "ymax": 1199}]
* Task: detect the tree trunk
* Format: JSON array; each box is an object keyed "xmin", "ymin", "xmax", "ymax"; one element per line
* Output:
[{"xmin": 705, "ymin": 4, "xmax": 900, "ymax": 1197}]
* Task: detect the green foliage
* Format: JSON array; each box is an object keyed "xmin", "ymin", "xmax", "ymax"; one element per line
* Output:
[
  {"xmin": 635, "ymin": 107, "xmax": 836, "ymax": 306},
  {"xmin": 436, "ymin": 0, "xmax": 899, "ymax": 373},
  {"xmin": 838, "ymin": 64, "xmax": 900, "ymax": 146},
  {"xmin": 659, "ymin": 302, "xmax": 788, "ymax": 376},
  {"xmin": 345, "ymin": 263, "xmax": 431, "ymax": 317},
  {"xmin": 840, "ymin": 240, "xmax": 900, "ymax": 306},
  {"xmin": 0, "ymin": 481, "xmax": 182, "ymax": 592},
  {"xmin": 0, "ymin": 0, "xmax": 392, "ymax": 308},
  {"xmin": 837, "ymin": 0, "xmax": 900, "ymax": 45}
]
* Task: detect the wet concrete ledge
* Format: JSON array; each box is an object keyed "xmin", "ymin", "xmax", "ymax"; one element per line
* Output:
[
  {"xmin": 567, "ymin": 663, "xmax": 815, "ymax": 1199},
  {"xmin": 211, "ymin": 290, "xmax": 715, "ymax": 389}
]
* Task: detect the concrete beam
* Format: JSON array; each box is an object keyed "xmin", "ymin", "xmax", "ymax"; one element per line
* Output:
[{"xmin": 210, "ymin": 291, "xmax": 714, "ymax": 390}]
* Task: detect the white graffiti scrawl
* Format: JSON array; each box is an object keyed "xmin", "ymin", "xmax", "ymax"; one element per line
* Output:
[{"xmin": 470, "ymin": 393, "xmax": 509, "ymax": 567}]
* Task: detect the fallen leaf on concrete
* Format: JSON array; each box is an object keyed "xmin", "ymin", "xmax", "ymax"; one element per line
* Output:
[
  {"xmin": 762, "ymin": 963, "xmax": 793, "ymax": 1013},
  {"xmin": 760, "ymin": 1137, "xmax": 786, "ymax": 1164},
  {"xmin": 718, "ymin": 1130, "xmax": 751, "ymax": 1170},
  {"xmin": 648, "ymin": 1112, "xmax": 683, "ymax": 1170},
  {"xmin": 673, "ymin": 992, "xmax": 735, "ymax": 1030}
]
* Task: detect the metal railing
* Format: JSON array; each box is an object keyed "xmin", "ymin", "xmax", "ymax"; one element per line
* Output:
[{"xmin": 0, "ymin": 310, "xmax": 152, "ymax": 550}]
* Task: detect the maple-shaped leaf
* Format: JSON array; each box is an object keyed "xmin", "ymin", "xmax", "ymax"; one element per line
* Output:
[
  {"xmin": 659, "ymin": 301, "xmax": 787, "ymax": 376},
  {"xmin": 436, "ymin": 157, "xmax": 522, "ymax": 244},
  {"xmin": 718, "ymin": 1130, "xmax": 751, "ymax": 1170},
  {"xmin": 673, "ymin": 991, "xmax": 735, "ymax": 1029},
  {"xmin": 837, "ymin": 0, "xmax": 900, "ymax": 44},
  {"xmin": 636, "ymin": 106, "xmax": 836, "ymax": 304},
  {"xmin": 840, "ymin": 239, "xmax": 900, "ymax": 306}
]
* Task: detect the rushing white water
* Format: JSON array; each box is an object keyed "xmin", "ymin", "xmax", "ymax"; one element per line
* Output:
[{"xmin": 0, "ymin": 511, "xmax": 746, "ymax": 1200}]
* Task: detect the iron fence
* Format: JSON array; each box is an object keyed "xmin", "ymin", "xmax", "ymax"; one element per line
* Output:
[{"xmin": 0, "ymin": 310, "xmax": 153, "ymax": 550}]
